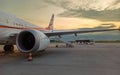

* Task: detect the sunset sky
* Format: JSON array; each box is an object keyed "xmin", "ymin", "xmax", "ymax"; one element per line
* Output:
[{"xmin": 0, "ymin": 0, "xmax": 120, "ymax": 30}]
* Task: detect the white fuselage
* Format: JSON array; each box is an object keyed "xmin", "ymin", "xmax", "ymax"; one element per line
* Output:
[{"xmin": 0, "ymin": 11, "xmax": 40, "ymax": 45}]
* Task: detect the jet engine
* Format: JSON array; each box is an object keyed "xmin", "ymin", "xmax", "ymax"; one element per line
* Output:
[{"xmin": 16, "ymin": 30, "xmax": 50, "ymax": 52}]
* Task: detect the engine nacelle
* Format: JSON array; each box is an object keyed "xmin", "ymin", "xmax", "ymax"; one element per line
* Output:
[{"xmin": 16, "ymin": 30, "xmax": 50, "ymax": 52}]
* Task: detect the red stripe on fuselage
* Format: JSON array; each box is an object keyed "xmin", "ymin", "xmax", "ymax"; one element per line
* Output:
[{"xmin": 0, "ymin": 25, "xmax": 50, "ymax": 30}]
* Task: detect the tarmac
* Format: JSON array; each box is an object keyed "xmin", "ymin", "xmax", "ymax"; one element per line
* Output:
[{"xmin": 0, "ymin": 43, "xmax": 120, "ymax": 75}]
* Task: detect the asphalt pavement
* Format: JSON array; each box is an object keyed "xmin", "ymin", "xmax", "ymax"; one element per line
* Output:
[{"xmin": 0, "ymin": 43, "xmax": 120, "ymax": 75}]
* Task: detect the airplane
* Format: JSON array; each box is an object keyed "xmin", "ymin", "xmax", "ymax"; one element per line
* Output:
[{"xmin": 0, "ymin": 11, "xmax": 119, "ymax": 60}]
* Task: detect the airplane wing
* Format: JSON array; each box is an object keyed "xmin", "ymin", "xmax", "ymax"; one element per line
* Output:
[{"xmin": 45, "ymin": 29, "xmax": 119, "ymax": 37}]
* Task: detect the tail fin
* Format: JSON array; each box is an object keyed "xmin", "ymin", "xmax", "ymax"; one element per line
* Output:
[{"xmin": 46, "ymin": 14, "xmax": 54, "ymax": 32}]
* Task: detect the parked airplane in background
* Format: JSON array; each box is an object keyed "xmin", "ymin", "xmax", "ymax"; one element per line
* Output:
[{"xmin": 0, "ymin": 11, "xmax": 119, "ymax": 60}]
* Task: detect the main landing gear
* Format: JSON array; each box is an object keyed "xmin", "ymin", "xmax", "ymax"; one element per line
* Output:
[
  {"xmin": 3, "ymin": 45, "xmax": 33, "ymax": 61},
  {"xmin": 3, "ymin": 45, "xmax": 14, "ymax": 53}
]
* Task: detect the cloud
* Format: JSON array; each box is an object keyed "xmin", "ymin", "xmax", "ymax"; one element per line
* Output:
[
  {"xmin": 44, "ymin": 0, "xmax": 120, "ymax": 10},
  {"xmin": 59, "ymin": 9, "xmax": 120, "ymax": 21},
  {"xmin": 94, "ymin": 23, "xmax": 116, "ymax": 29},
  {"xmin": 79, "ymin": 23, "xmax": 116, "ymax": 30},
  {"xmin": 44, "ymin": 0, "xmax": 120, "ymax": 21}
]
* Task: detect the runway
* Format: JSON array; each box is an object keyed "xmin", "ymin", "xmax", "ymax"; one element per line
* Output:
[{"xmin": 0, "ymin": 43, "xmax": 120, "ymax": 75}]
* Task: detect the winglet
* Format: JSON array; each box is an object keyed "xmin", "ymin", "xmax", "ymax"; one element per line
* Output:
[{"xmin": 46, "ymin": 14, "xmax": 54, "ymax": 32}]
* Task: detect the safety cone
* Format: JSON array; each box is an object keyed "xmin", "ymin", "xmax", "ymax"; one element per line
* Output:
[{"xmin": 28, "ymin": 52, "xmax": 32, "ymax": 61}]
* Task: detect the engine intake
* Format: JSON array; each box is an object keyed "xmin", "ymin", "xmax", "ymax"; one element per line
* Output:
[{"xmin": 16, "ymin": 30, "xmax": 50, "ymax": 52}]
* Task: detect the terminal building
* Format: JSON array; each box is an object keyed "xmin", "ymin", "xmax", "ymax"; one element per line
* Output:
[{"xmin": 75, "ymin": 39, "xmax": 94, "ymax": 45}]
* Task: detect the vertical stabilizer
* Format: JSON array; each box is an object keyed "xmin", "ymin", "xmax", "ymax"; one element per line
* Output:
[{"xmin": 46, "ymin": 14, "xmax": 54, "ymax": 32}]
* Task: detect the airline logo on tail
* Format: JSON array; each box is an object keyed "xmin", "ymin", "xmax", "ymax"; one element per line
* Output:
[{"xmin": 46, "ymin": 14, "xmax": 54, "ymax": 32}]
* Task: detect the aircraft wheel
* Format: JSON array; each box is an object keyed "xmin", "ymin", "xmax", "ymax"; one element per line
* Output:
[{"xmin": 4, "ymin": 45, "xmax": 14, "ymax": 53}]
